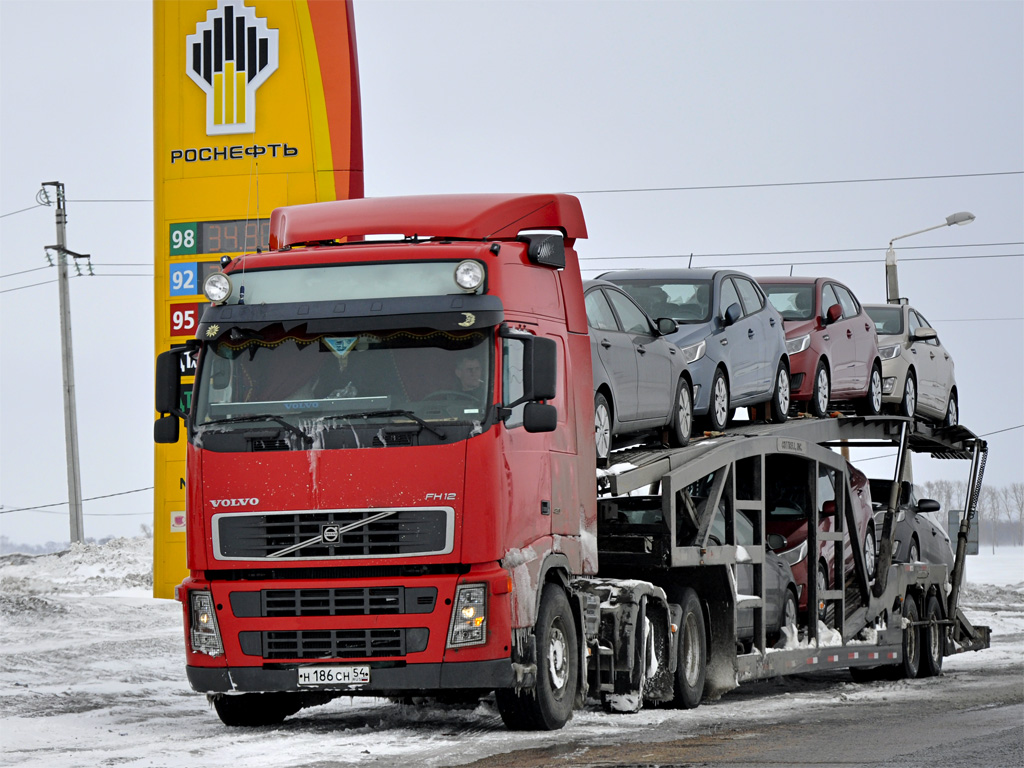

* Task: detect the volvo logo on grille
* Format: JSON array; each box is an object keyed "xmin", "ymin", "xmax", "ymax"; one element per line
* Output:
[{"xmin": 321, "ymin": 524, "xmax": 341, "ymax": 543}]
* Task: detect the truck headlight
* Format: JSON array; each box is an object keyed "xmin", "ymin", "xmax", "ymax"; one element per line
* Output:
[
  {"xmin": 447, "ymin": 583, "xmax": 487, "ymax": 647},
  {"xmin": 680, "ymin": 339, "xmax": 706, "ymax": 364},
  {"xmin": 203, "ymin": 273, "xmax": 233, "ymax": 304},
  {"xmin": 189, "ymin": 590, "xmax": 224, "ymax": 657},
  {"xmin": 454, "ymin": 261, "xmax": 485, "ymax": 292},
  {"xmin": 878, "ymin": 344, "xmax": 901, "ymax": 361},
  {"xmin": 786, "ymin": 334, "xmax": 811, "ymax": 356}
]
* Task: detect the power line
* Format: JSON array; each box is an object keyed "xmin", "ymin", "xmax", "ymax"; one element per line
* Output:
[
  {"xmin": 848, "ymin": 424, "xmax": 1024, "ymax": 463},
  {"xmin": 569, "ymin": 170, "xmax": 1023, "ymax": 195},
  {"xmin": 581, "ymin": 252, "xmax": 1024, "ymax": 266},
  {"xmin": 0, "ymin": 279, "xmax": 57, "ymax": 293},
  {"xmin": 0, "ymin": 265, "xmax": 51, "ymax": 279},
  {"xmin": 0, "ymin": 486, "xmax": 153, "ymax": 515},
  {"xmin": 0, "ymin": 203, "xmax": 48, "ymax": 219}
]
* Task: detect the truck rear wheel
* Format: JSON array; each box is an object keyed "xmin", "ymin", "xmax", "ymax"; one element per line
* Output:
[
  {"xmin": 920, "ymin": 593, "xmax": 945, "ymax": 677},
  {"xmin": 496, "ymin": 584, "xmax": 578, "ymax": 730},
  {"xmin": 896, "ymin": 593, "xmax": 922, "ymax": 679},
  {"xmin": 672, "ymin": 587, "xmax": 706, "ymax": 709},
  {"xmin": 211, "ymin": 692, "xmax": 304, "ymax": 727}
]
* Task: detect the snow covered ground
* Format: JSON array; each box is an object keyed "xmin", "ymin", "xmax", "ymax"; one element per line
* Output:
[{"xmin": 1, "ymin": 539, "xmax": 1021, "ymax": 767}]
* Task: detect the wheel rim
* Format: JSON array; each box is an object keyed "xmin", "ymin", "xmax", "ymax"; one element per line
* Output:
[
  {"xmin": 677, "ymin": 384, "xmax": 692, "ymax": 440},
  {"xmin": 816, "ymin": 367, "xmax": 829, "ymax": 414},
  {"xmin": 928, "ymin": 613, "xmax": 941, "ymax": 663},
  {"xmin": 905, "ymin": 377, "xmax": 916, "ymax": 416},
  {"xmin": 713, "ymin": 377, "xmax": 728, "ymax": 428},
  {"xmin": 870, "ymin": 369, "xmax": 882, "ymax": 412},
  {"xmin": 864, "ymin": 528, "xmax": 876, "ymax": 580},
  {"xmin": 682, "ymin": 612, "xmax": 701, "ymax": 686},
  {"xmin": 906, "ymin": 609, "xmax": 917, "ymax": 662},
  {"xmin": 595, "ymin": 402, "xmax": 610, "ymax": 459},
  {"xmin": 777, "ymin": 367, "xmax": 790, "ymax": 413},
  {"xmin": 909, "ymin": 541, "xmax": 919, "ymax": 562},
  {"xmin": 816, "ymin": 566, "xmax": 828, "ymax": 620},
  {"xmin": 784, "ymin": 594, "xmax": 798, "ymax": 632},
  {"xmin": 946, "ymin": 397, "xmax": 958, "ymax": 427},
  {"xmin": 547, "ymin": 621, "xmax": 569, "ymax": 693}
]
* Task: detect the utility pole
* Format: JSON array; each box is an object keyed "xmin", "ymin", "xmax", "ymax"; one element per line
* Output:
[{"xmin": 42, "ymin": 181, "xmax": 85, "ymax": 543}]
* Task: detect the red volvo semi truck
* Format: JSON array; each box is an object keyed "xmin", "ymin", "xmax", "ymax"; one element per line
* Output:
[{"xmin": 155, "ymin": 193, "xmax": 989, "ymax": 730}]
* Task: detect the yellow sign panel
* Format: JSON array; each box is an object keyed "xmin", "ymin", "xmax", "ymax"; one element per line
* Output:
[{"xmin": 153, "ymin": 0, "xmax": 363, "ymax": 597}]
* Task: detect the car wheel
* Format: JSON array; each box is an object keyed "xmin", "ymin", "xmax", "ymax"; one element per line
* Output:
[
  {"xmin": 495, "ymin": 584, "xmax": 578, "ymax": 730},
  {"xmin": 672, "ymin": 587, "xmax": 706, "ymax": 709},
  {"xmin": 898, "ymin": 372, "xmax": 917, "ymax": 419},
  {"xmin": 768, "ymin": 361, "xmax": 790, "ymax": 424},
  {"xmin": 708, "ymin": 369, "xmax": 729, "ymax": 432},
  {"xmin": 776, "ymin": 588, "xmax": 799, "ymax": 646},
  {"xmin": 594, "ymin": 393, "xmax": 612, "ymax": 468},
  {"xmin": 908, "ymin": 537, "xmax": 920, "ymax": 564},
  {"xmin": 815, "ymin": 561, "xmax": 831, "ymax": 624},
  {"xmin": 943, "ymin": 391, "xmax": 958, "ymax": 428},
  {"xmin": 858, "ymin": 364, "xmax": 883, "ymax": 416},
  {"xmin": 668, "ymin": 378, "xmax": 693, "ymax": 448},
  {"xmin": 810, "ymin": 360, "xmax": 830, "ymax": 418},
  {"xmin": 920, "ymin": 593, "xmax": 945, "ymax": 677},
  {"xmin": 863, "ymin": 524, "xmax": 877, "ymax": 582}
]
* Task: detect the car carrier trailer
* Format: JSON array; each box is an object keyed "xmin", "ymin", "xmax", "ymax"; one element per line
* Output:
[{"xmin": 154, "ymin": 193, "xmax": 989, "ymax": 730}]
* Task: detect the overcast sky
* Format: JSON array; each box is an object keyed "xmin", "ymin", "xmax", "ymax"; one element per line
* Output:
[{"xmin": 1, "ymin": 0, "xmax": 1021, "ymax": 546}]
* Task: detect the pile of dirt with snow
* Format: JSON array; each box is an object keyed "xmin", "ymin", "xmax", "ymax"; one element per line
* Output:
[{"xmin": 0, "ymin": 536, "xmax": 153, "ymax": 614}]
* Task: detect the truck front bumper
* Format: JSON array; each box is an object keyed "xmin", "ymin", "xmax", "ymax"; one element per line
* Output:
[{"xmin": 188, "ymin": 657, "xmax": 514, "ymax": 694}]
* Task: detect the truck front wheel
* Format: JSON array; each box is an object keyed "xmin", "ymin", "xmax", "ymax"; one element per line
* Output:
[
  {"xmin": 210, "ymin": 692, "xmax": 304, "ymax": 727},
  {"xmin": 672, "ymin": 587, "xmax": 706, "ymax": 709},
  {"xmin": 496, "ymin": 584, "xmax": 579, "ymax": 730}
]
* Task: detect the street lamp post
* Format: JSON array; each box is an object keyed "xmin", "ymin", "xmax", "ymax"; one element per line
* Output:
[{"xmin": 885, "ymin": 211, "xmax": 975, "ymax": 304}]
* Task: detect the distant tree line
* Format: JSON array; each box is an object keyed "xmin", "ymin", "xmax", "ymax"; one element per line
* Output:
[{"xmin": 919, "ymin": 480, "xmax": 1024, "ymax": 548}]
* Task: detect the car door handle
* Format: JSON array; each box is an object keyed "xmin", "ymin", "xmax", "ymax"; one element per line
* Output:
[
  {"xmin": 721, "ymin": 339, "xmax": 729, "ymax": 346},
  {"xmin": 747, "ymin": 329, "xmax": 755, "ymax": 339},
  {"xmin": 847, "ymin": 329, "xmax": 853, "ymax": 338},
  {"xmin": 823, "ymin": 334, "xmax": 830, "ymax": 341},
  {"xmin": 770, "ymin": 318, "xmax": 776, "ymax": 327},
  {"xmin": 929, "ymin": 352, "xmax": 935, "ymax": 359},
  {"xmin": 600, "ymin": 339, "xmax": 612, "ymax": 349},
  {"xmin": 637, "ymin": 345, "xmax": 647, "ymax": 355}
]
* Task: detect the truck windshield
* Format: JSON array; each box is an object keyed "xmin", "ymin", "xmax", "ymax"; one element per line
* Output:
[{"xmin": 192, "ymin": 324, "xmax": 492, "ymax": 442}]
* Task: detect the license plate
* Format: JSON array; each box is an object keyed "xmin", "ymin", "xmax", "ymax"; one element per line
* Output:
[{"xmin": 296, "ymin": 665, "xmax": 370, "ymax": 687}]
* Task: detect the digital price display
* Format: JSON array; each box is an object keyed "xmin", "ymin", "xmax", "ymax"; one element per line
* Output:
[{"xmin": 170, "ymin": 219, "xmax": 270, "ymax": 256}]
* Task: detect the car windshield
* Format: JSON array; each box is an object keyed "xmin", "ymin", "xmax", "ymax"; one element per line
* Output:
[
  {"xmin": 612, "ymin": 279, "xmax": 712, "ymax": 324},
  {"xmin": 762, "ymin": 283, "xmax": 815, "ymax": 321},
  {"xmin": 192, "ymin": 324, "xmax": 492, "ymax": 434},
  {"xmin": 866, "ymin": 306, "xmax": 904, "ymax": 335}
]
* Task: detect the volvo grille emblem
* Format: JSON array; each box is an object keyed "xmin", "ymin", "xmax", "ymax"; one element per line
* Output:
[{"xmin": 321, "ymin": 524, "xmax": 341, "ymax": 543}]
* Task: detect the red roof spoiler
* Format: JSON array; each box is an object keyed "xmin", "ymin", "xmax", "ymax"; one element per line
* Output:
[{"xmin": 269, "ymin": 193, "xmax": 587, "ymax": 250}]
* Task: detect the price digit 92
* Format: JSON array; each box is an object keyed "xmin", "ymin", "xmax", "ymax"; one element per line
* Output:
[
  {"xmin": 171, "ymin": 269, "xmax": 195, "ymax": 293},
  {"xmin": 172, "ymin": 228, "xmax": 196, "ymax": 250}
]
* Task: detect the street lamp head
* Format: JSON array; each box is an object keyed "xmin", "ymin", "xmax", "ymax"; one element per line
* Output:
[{"xmin": 946, "ymin": 211, "xmax": 975, "ymax": 227}]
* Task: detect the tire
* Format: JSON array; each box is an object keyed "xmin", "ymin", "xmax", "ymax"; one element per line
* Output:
[
  {"xmin": 496, "ymin": 584, "xmax": 578, "ymax": 731},
  {"xmin": 814, "ymin": 561, "xmax": 830, "ymax": 625},
  {"xmin": 211, "ymin": 692, "xmax": 304, "ymax": 727},
  {"xmin": 708, "ymin": 369, "xmax": 730, "ymax": 432},
  {"xmin": 768, "ymin": 361, "xmax": 790, "ymax": 424},
  {"xmin": 668, "ymin": 378, "xmax": 693, "ymax": 448},
  {"xmin": 672, "ymin": 587, "xmax": 706, "ymax": 709},
  {"xmin": 863, "ymin": 524, "xmax": 877, "ymax": 582},
  {"xmin": 594, "ymin": 393, "xmax": 612, "ymax": 468},
  {"xmin": 943, "ymin": 391, "xmax": 958, "ymax": 428},
  {"xmin": 809, "ymin": 360, "xmax": 830, "ymax": 418},
  {"xmin": 896, "ymin": 594, "xmax": 922, "ymax": 679},
  {"xmin": 907, "ymin": 537, "xmax": 920, "ymax": 564},
  {"xmin": 858, "ymin": 364, "xmax": 883, "ymax": 416},
  {"xmin": 898, "ymin": 372, "xmax": 917, "ymax": 419},
  {"xmin": 920, "ymin": 593, "xmax": 945, "ymax": 677},
  {"xmin": 774, "ymin": 588, "xmax": 799, "ymax": 646}
]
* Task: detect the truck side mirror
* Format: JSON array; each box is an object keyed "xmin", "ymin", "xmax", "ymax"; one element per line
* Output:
[
  {"xmin": 154, "ymin": 414, "xmax": 180, "ymax": 444},
  {"xmin": 523, "ymin": 402, "xmax": 557, "ymax": 433},
  {"xmin": 526, "ymin": 336, "xmax": 557, "ymax": 401},
  {"xmin": 154, "ymin": 349, "xmax": 188, "ymax": 444}
]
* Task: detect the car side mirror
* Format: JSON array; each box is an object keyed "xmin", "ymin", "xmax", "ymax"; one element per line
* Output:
[
  {"xmin": 917, "ymin": 498, "xmax": 941, "ymax": 514},
  {"xmin": 825, "ymin": 304, "xmax": 842, "ymax": 325},
  {"xmin": 767, "ymin": 533, "xmax": 788, "ymax": 551},
  {"xmin": 913, "ymin": 327, "xmax": 937, "ymax": 341},
  {"xmin": 724, "ymin": 302, "xmax": 742, "ymax": 327},
  {"xmin": 821, "ymin": 500, "xmax": 837, "ymax": 518},
  {"xmin": 656, "ymin": 317, "xmax": 678, "ymax": 335}
]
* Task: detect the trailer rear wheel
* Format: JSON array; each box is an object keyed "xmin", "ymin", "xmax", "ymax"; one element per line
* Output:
[
  {"xmin": 672, "ymin": 588, "xmax": 706, "ymax": 709},
  {"xmin": 496, "ymin": 584, "xmax": 578, "ymax": 730},
  {"xmin": 210, "ymin": 692, "xmax": 304, "ymax": 727},
  {"xmin": 896, "ymin": 594, "xmax": 922, "ymax": 679},
  {"xmin": 920, "ymin": 593, "xmax": 945, "ymax": 677}
]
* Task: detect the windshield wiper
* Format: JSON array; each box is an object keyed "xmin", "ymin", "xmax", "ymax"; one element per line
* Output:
[
  {"xmin": 319, "ymin": 409, "xmax": 447, "ymax": 440},
  {"xmin": 196, "ymin": 415, "xmax": 311, "ymax": 444}
]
